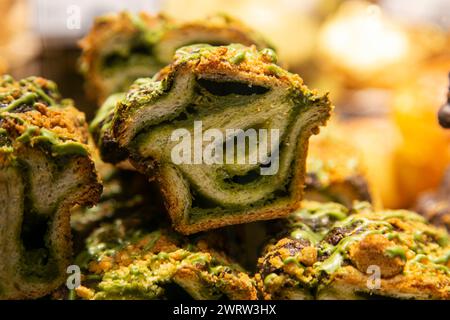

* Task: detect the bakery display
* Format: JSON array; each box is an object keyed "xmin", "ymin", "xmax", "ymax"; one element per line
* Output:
[{"xmin": 1, "ymin": 2, "xmax": 450, "ymax": 302}]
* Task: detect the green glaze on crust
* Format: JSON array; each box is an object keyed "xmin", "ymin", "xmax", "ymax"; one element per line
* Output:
[
  {"xmin": 74, "ymin": 221, "xmax": 257, "ymax": 300},
  {"xmin": 0, "ymin": 75, "xmax": 90, "ymax": 158},
  {"xmin": 257, "ymin": 201, "xmax": 450, "ymax": 300},
  {"xmin": 92, "ymin": 44, "xmax": 331, "ymax": 234},
  {"xmin": 0, "ymin": 75, "xmax": 101, "ymax": 300},
  {"xmin": 51, "ymin": 142, "xmax": 88, "ymax": 156},
  {"xmin": 385, "ymin": 246, "xmax": 407, "ymax": 261}
]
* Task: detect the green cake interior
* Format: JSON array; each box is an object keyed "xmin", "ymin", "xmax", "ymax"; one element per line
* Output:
[
  {"xmin": 98, "ymin": 37, "xmax": 162, "ymax": 96},
  {"xmin": 0, "ymin": 145, "xmax": 98, "ymax": 298},
  {"xmin": 128, "ymin": 75, "xmax": 323, "ymax": 220},
  {"xmin": 16, "ymin": 150, "xmax": 89, "ymax": 281},
  {"xmin": 92, "ymin": 44, "xmax": 331, "ymax": 233}
]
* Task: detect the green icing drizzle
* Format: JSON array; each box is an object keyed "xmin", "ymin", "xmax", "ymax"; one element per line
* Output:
[
  {"xmin": 52, "ymin": 142, "xmax": 88, "ymax": 156},
  {"xmin": 185, "ymin": 253, "xmax": 209, "ymax": 265},
  {"xmin": 378, "ymin": 210, "xmax": 426, "ymax": 222},
  {"xmin": 433, "ymin": 250, "xmax": 450, "ymax": 264},
  {"xmin": 39, "ymin": 128, "xmax": 59, "ymax": 144},
  {"xmin": 229, "ymin": 51, "xmax": 246, "ymax": 64},
  {"xmin": 0, "ymin": 146, "xmax": 14, "ymax": 153},
  {"xmin": 90, "ymin": 93, "xmax": 125, "ymax": 133},
  {"xmin": 31, "ymin": 86, "xmax": 56, "ymax": 105},
  {"xmin": 31, "ymin": 128, "xmax": 88, "ymax": 156},
  {"xmin": 283, "ymin": 256, "xmax": 301, "ymax": 266},
  {"xmin": 156, "ymin": 252, "xmax": 170, "ymax": 260},
  {"xmin": 3, "ymin": 93, "xmax": 38, "ymax": 112},
  {"xmin": 290, "ymin": 227, "xmax": 321, "ymax": 245},
  {"xmin": 16, "ymin": 126, "xmax": 39, "ymax": 143},
  {"xmin": 266, "ymin": 64, "xmax": 283, "ymax": 76},
  {"xmin": 318, "ymin": 230, "xmax": 382, "ymax": 274},
  {"xmin": 264, "ymin": 273, "xmax": 279, "ymax": 286},
  {"xmin": 318, "ymin": 252, "xmax": 344, "ymax": 275},
  {"xmin": 0, "ymin": 113, "xmax": 25, "ymax": 124},
  {"xmin": 385, "ymin": 246, "xmax": 407, "ymax": 261}
]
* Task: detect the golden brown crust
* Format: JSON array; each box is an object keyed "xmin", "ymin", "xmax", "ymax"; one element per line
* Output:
[
  {"xmin": 325, "ymin": 265, "xmax": 450, "ymax": 300},
  {"xmin": 3, "ymin": 106, "xmax": 88, "ymax": 144},
  {"xmin": 76, "ymin": 224, "xmax": 257, "ymax": 300},
  {"xmin": 257, "ymin": 202, "xmax": 450, "ymax": 300},
  {"xmin": 348, "ymin": 234, "xmax": 405, "ymax": 278}
]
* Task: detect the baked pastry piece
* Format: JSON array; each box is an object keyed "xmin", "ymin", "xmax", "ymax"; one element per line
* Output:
[
  {"xmin": 305, "ymin": 133, "xmax": 372, "ymax": 207},
  {"xmin": 0, "ymin": 75, "xmax": 102, "ymax": 299},
  {"xmin": 79, "ymin": 12, "xmax": 169, "ymax": 105},
  {"xmin": 91, "ymin": 44, "xmax": 331, "ymax": 234},
  {"xmin": 74, "ymin": 221, "xmax": 257, "ymax": 300},
  {"xmin": 256, "ymin": 201, "xmax": 450, "ymax": 300},
  {"xmin": 79, "ymin": 12, "xmax": 271, "ymax": 104}
]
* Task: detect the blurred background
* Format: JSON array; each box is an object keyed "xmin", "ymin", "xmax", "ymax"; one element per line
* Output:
[{"xmin": 1, "ymin": 0, "xmax": 449, "ymax": 210}]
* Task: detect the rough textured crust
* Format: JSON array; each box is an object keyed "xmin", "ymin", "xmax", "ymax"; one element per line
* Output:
[
  {"xmin": 92, "ymin": 44, "xmax": 331, "ymax": 234},
  {"xmin": 74, "ymin": 222, "xmax": 257, "ymax": 300},
  {"xmin": 0, "ymin": 75, "xmax": 102, "ymax": 299},
  {"xmin": 154, "ymin": 13, "xmax": 272, "ymax": 65},
  {"xmin": 257, "ymin": 201, "xmax": 450, "ymax": 300},
  {"xmin": 79, "ymin": 12, "xmax": 271, "ymax": 105}
]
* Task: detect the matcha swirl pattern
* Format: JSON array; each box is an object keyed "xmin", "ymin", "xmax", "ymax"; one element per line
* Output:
[{"xmin": 91, "ymin": 44, "xmax": 331, "ymax": 234}]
